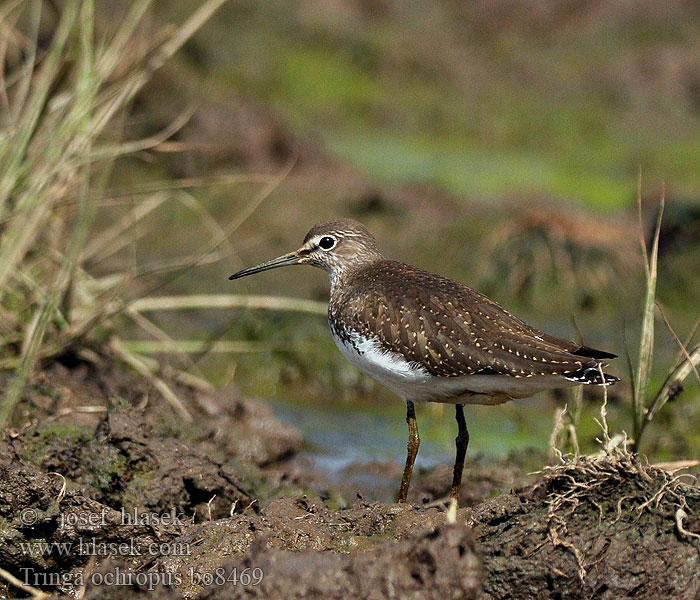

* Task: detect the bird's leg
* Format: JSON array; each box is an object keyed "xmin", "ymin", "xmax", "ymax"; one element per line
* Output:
[
  {"xmin": 397, "ymin": 400, "xmax": 420, "ymax": 503},
  {"xmin": 450, "ymin": 404, "xmax": 469, "ymax": 501}
]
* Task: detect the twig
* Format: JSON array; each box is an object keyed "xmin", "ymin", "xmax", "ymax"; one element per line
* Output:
[
  {"xmin": 675, "ymin": 509, "xmax": 700, "ymax": 542},
  {"xmin": 48, "ymin": 472, "xmax": 67, "ymax": 502},
  {"xmin": 45, "ymin": 405, "xmax": 107, "ymax": 423},
  {"xmin": 656, "ymin": 303, "xmax": 700, "ymax": 387},
  {"xmin": 652, "ymin": 460, "xmax": 700, "ymax": 472},
  {"xmin": 0, "ymin": 566, "xmax": 48, "ymax": 598},
  {"xmin": 206, "ymin": 494, "xmax": 216, "ymax": 521}
]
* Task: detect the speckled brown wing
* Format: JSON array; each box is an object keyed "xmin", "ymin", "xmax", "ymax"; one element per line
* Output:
[{"xmin": 332, "ymin": 261, "xmax": 612, "ymax": 379}]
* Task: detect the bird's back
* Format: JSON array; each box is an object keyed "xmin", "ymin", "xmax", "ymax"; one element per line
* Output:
[{"xmin": 329, "ymin": 260, "xmax": 615, "ymax": 383}]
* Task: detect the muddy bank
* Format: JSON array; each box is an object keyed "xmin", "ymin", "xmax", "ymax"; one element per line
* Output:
[
  {"xmin": 76, "ymin": 507, "xmax": 480, "ymax": 600},
  {"xmin": 1, "ymin": 418, "xmax": 481, "ymax": 598},
  {"xmin": 151, "ymin": 498, "xmax": 480, "ymax": 600},
  {"xmin": 194, "ymin": 521, "xmax": 480, "ymax": 600},
  {"xmin": 472, "ymin": 453, "xmax": 700, "ymax": 599},
  {"xmin": 2, "ymin": 362, "xmax": 700, "ymax": 599}
]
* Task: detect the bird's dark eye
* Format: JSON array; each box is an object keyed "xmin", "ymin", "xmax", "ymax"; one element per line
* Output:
[{"xmin": 318, "ymin": 236, "xmax": 336, "ymax": 250}]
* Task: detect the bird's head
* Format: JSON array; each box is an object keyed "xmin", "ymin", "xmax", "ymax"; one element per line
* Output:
[{"xmin": 229, "ymin": 219, "xmax": 383, "ymax": 282}]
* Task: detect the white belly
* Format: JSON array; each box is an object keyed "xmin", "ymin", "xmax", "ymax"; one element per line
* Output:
[{"xmin": 331, "ymin": 330, "xmax": 576, "ymax": 404}]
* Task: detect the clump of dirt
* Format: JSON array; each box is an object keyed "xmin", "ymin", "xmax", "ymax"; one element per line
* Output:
[
  {"xmin": 185, "ymin": 389, "xmax": 304, "ymax": 468},
  {"xmin": 17, "ymin": 361, "xmax": 306, "ymax": 511},
  {"xmin": 471, "ymin": 451, "xmax": 700, "ymax": 600},
  {"xmin": 19, "ymin": 405, "xmax": 253, "ymax": 521},
  {"xmin": 155, "ymin": 496, "xmax": 470, "ymax": 567},
  {"xmin": 195, "ymin": 522, "xmax": 480, "ymax": 600},
  {"xmin": 0, "ymin": 440, "xmax": 183, "ymax": 581},
  {"xmin": 88, "ymin": 498, "xmax": 480, "ymax": 600},
  {"xmin": 0, "ymin": 360, "xmax": 304, "ymax": 596},
  {"xmin": 23, "ymin": 362, "xmax": 304, "ymax": 472},
  {"xmin": 2, "ymin": 416, "xmax": 483, "ymax": 599}
]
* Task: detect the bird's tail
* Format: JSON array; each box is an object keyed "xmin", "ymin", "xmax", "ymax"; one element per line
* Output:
[{"xmin": 563, "ymin": 365, "xmax": 619, "ymax": 386}]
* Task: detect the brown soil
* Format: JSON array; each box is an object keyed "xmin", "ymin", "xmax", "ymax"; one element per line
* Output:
[
  {"xmin": 473, "ymin": 454, "xmax": 700, "ymax": 599},
  {"xmin": 2, "ymin": 361, "xmax": 700, "ymax": 599}
]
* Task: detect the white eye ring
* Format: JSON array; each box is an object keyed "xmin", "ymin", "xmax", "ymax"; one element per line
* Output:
[{"xmin": 318, "ymin": 236, "xmax": 336, "ymax": 250}]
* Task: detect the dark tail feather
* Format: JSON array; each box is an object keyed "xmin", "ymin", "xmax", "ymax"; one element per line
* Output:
[
  {"xmin": 570, "ymin": 345, "xmax": 618, "ymax": 360},
  {"xmin": 564, "ymin": 366, "xmax": 619, "ymax": 386}
]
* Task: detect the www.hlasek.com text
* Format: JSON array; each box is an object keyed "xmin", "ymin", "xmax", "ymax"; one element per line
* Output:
[{"xmin": 21, "ymin": 537, "xmax": 191, "ymax": 557}]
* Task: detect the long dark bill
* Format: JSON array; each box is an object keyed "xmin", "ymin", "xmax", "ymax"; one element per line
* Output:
[{"xmin": 229, "ymin": 251, "xmax": 301, "ymax": 280}]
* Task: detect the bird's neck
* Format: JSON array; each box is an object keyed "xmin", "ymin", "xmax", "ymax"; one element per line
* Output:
[
  {"xmin": 328, "ymin": 256, "xmax": 383, "ymax": 296},
  {"xmin": 329, "ymin": 265, "xmax": 351, "ymax": 296}
]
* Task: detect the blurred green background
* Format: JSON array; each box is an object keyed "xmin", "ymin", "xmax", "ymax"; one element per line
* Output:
[{"xmin": 101, "ymin": 0, "xmax": 700, "ymax": 474}]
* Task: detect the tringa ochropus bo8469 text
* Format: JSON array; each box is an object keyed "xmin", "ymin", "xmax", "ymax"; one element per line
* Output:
[{"xmin": 229, "ymin": 219, "xmax": 618, "ymax": 503}]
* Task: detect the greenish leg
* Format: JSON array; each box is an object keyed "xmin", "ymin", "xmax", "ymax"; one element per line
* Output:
[
  {"xmin": 450, "ymin": 403, "xmax": 469, "ymax": 501},
  {"xmin": 397, "ymin": 400, "xmax": 419, "ymax": 503}
]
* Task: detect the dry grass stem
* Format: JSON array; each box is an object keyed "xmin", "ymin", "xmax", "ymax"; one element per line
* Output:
[
  {"xmin": 129, "ymin": 294, "xmax": 328, "ymax": 315},
  {"xmin": 109, "ymin": 337, "xmax": 192, "ymax": 422},
  {"xmin": 652, "ymin": 460, "xmax": 700, "ymax": 472},
  {"xmin": 47, "ymin": 472, "xmax": 67, "ymax": 503},
  {"xmin": 121, "ymin": 340, "xmax": 291, "ymax": 354}
]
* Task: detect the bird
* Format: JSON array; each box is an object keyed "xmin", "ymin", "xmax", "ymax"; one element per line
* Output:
[{"xmin": 229, "ymin": 219, "xmax": 618, "ymax": 503}]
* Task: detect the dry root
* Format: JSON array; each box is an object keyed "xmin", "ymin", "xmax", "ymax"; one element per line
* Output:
[{"xmin": 537, "ymin": 445, "xmax": 699, "ymax": 582}]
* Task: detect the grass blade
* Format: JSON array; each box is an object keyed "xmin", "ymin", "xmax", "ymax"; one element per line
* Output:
[{"xmin": 632, "ymin": 190, "xmax": 664, "ymax": 448}]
